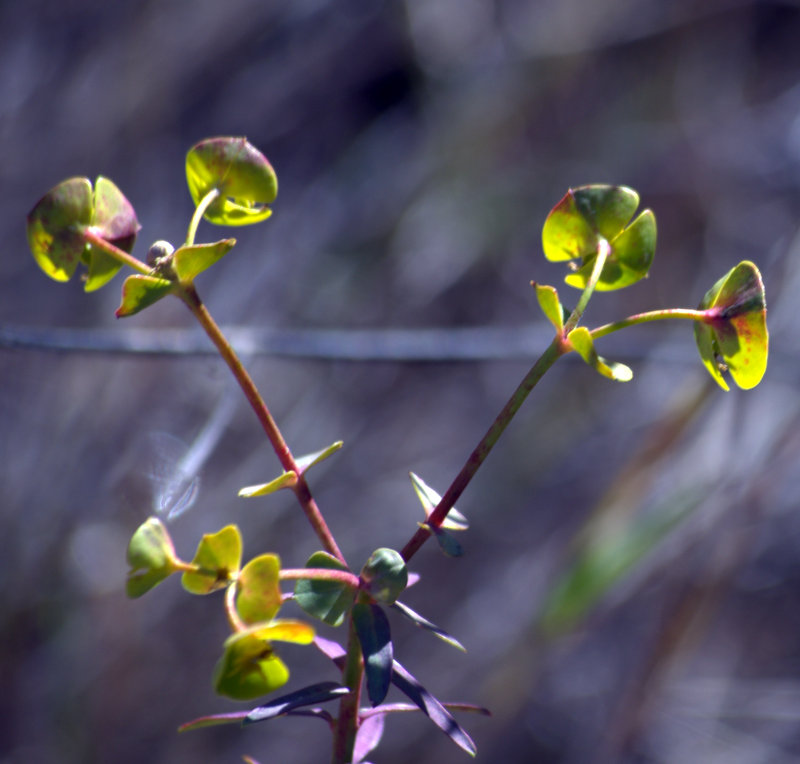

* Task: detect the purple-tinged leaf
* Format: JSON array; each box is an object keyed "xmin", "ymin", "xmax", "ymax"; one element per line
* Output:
[
  {"xmin": 390, "ymin": 659, "xmax": 477, "ymax": 757},
  {"xmin": 353, "ymin": 711, "xmax": 385, "ymax": 763},
  {"xmin": 353, "ymin": 602, "xmax": 393, "ymax": 706},
  {"xmin": 244, "ymin": 681, "xmax": 350, "ymax": 724},
  {"xmin": 391, "ymin": 600, "xmax": 466, "ymax": 652},
  {"xmin": 178, "ymin": 710, "xmax": 249, "ymax": 732}
]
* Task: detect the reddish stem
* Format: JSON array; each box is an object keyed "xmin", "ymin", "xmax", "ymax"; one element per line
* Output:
[{"xmin": 178, "ymin": 283, "xmax": 347, "ymax": 566}]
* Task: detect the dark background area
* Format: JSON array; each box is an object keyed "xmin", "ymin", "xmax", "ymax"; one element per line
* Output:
[{"xmin": 1, "ymin": 1, "xmax": 799, "ymax": 762}]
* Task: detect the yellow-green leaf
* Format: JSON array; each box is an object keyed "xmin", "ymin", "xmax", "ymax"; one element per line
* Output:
[
  {"xmin": 182, "ymin": 525, "xmax": 242, "ymax": 594},
  {"xmin": 236, "ymin": 554, "xmax": 282, "ymax": 625}
]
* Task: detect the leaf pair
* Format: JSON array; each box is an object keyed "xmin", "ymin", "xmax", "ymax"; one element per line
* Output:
[
  {"xmin": 542, "ymin": 185, "xmax": 656, "ymax": 292},
  {"xmin": 26, "ymin": 176, "xmax": 140, "ymax": 292},
  {"xmin": 27, "ymin": 136, "xmax": 277, "ymax": 313}
]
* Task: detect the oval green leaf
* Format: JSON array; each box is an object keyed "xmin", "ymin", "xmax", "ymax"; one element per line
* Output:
[
  {"xmin": 186, "ymin": 137, "xmax": 277, "ymax": 227},
  {"xmin": 694, "ymin": 260, "xmax": 768, "ymax": 391},
  {"xmin": 360, "ymin": 548, "xmax": 408, "ymax": 605},
  {"xmin": 125, "ymin": 517, "xmax": 179, "ymax": 598},
  {"xmin": 567, "ymin": 327, "xmax": 633, "ymax": 382},
  {"xmin": 542, "ymin": 185, "xmax": 655, "ymax": 291},
  {"xmin": 237, "ymin": 554, "xmax": 282, "ymax": 625},
  {"xmin": 181, "ymin": 524, "xmax": 242, "ymax": 594},
  {"xmin": 213, "ymin": 632, "xmax": 290, "ymax": 701},
  {"xmin": 85, "ymin": 176, "xmax": 141, "ymax": 291},
  {"xmin": 26, "ymin": 177, "xmax": 93, "ymax": 282},
  {"xmin": 352, "ymin": 602, "xmax": 393, "ymax": 707},
  {"xmin": 295, "ymin": 551, "xmax": 354, "ymax": 626},
  {"xmin": 533, "ymin": 282, "xmax": 565, "ymax": 332}
]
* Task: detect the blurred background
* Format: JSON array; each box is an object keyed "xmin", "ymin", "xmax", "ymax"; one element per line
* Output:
[{"xmin": 1, "ymin": 1, "xmax": 799, "ymax": 762}]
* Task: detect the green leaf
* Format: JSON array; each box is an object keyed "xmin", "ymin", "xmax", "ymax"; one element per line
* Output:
[
  {"xmin": 417, "ymin": 521, "xmax": 464, "ymax": 557},
  {"xmin": 181, "ymin": 524, "xmax": 242, "ymax": 594},
  {"xmin": 27, "ymin": 177, "xmax": 93, "ymax": 283},
  {"xmin": 352, "ymin": 602, "xmax": 393, "ymax": 706},
  {"xmin": 186, "ymin": 137, "xmax": 277, "ymax": 226},
  {"xmin": 236, "ymin": 554, "xmax": 282, "ymax": 625},
  {"xmin": 391, "ymin": 600, "xmax": 467, "ymax": 652},
  {"xmin": 213, "ymin": 632, "xmax": 290, "ymax": 701},
  {"xmin": 213, "ymin": 620, "xmax": 315, "ymax": 701},
  {"xmin": 295, "ymin": 551, "xmax": 354, "ymax": 627},
  {"xmin": 539, "ymin": 494, "xmax": 697, "ymax": 637},
  {"xmin": 238, "ymin": 471, "xmax": 298, "ymax": 498},
  {"xmin": 125, "ymin": 517, "xmax": 180, "ymax": 598},
  {"xmin": 694, "ymin": 260, "xmax": 768, "ymax": 391},
  {"xmin": 533, "ymin": 283, "xmax": 566, "ymax": 333},
  {"xmin": 26, "ymin": 176, "xmax": 140, "ymax": 291},
  {"xmin": 542, "ymin": 185, "xmax": 656, "ymax": 291},
  {"xmin": 295, "ymin": 441, "xmax": 344, "ymax": 473},
  {"xmin": 115, "ymin": 274, "xmax": 174, "ymax": 317},
  {"xmin": 360, "ymin": 548, "xmax": 408, "ymax": 605},
  {"xmin": 567, "ymin": 327, "xmax": 633, "ymax": 382},
  {"xmin": 85, "ymin": 176, "xmax": 140, "ymax": 291},
  {"xmin": 172, "ymin": 238, "xmax": 236, "ymax": 282},
  {"xmin": 410, "ymin": 472, "xmax": 468, "ymax": 531}
]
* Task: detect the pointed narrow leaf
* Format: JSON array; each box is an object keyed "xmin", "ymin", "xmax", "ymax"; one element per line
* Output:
[
  {"xmin": 244, "ymin": 681, "xmax": 350, "ymax": 724},
  {"xmin": 295, "ymin": 551, "xmax": 354, "ymax": 627},
  {"xmin": 410, "ymin": 472, "xmax": 468, "ymax": 531},
  {"xmin": 390, "ymin": 659, "xmax": 477, "ymax": 756},
  {"xmin": 568, "ymin": 327, "xmax": 633, "ymax": 382},
  {"xmin": 177, "ymin": 710, "xmax": 250, "ymax": 732},
  {"xmin": 186, "ymin": 137, "xmax": 277, "ymax": 227},
  {"xmin": 295, "ymin": 441, "xmax": 344, "ymax": 473},
  {"xmin": 115, "ymin": 274, "xmax": 174, "ymax": 317},
  {"xmin": 236, "ymin": 554, "xmax": 282, "ymax": 625},
  {"xmin": 238, "ymin": 470, "xmax": 298, "ymax": 498},
  {"xmin": 533, "ymin": 282, "xmax": 565, "ymax": 332},
  {"xmin": 172, "ymin": 238, "xmax": 236, "ymax": 282},
  {"xmin": 181, "ymin": 524, "xmax": 242, "ymax": 594},
  {"xmin": 353, "ymin": 602, "xmax": 393, "ymax": 706},
  {"xmin": 391, "ymin": 600, "xmax": 466, "ymax": 652},
  {"xmin": 694, "ymin": 260, "xmax": 768, "ymax": 390},
  {"xmin": 360, "ymin": 548, "xmax": 408, "ymax": 605},
  {"xmin": 417, "ymin": 522, "xmax": 464, "ymax": 557}
]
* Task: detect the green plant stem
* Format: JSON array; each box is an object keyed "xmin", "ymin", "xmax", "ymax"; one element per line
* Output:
[
  {"xmin": 401, "ymin": 336, "xmax": 565, "ymax": 562},
  {"xmin": 83, "ymin": 230, "xmax": 151, "ymax": 275},
  {"xmin": 591, "ymin": 308, "xmax": 709, "ymax": 340},
  {"xmin": 331, "ymin": 616, "xmax": 364, "ymax": 764},
  {"xmin": 562, "ymin": 236, "xmax": 611, "ymax": 335},
  {"xmin": 185, "ymin": 188, "xmax": 221, "ymax": 247},
  {"xmin": 178, "ymin": 283, "xmax": 347, "ymax": 566},
  {"xmin": 224, "ymin": 582, "xmax": 247, "ymax": 632},
  {"xmin": 400, "ymin": 240, "xmax": 612, "ymax": 563},
  {"xmin": 279, "ymin": 568, "xmax": 360, "ymax": 588}
]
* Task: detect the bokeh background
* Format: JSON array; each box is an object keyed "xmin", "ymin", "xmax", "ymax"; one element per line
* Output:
[{"xmin": 1, "ymin": 1, "xmax": 799, "ymax": 762}]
